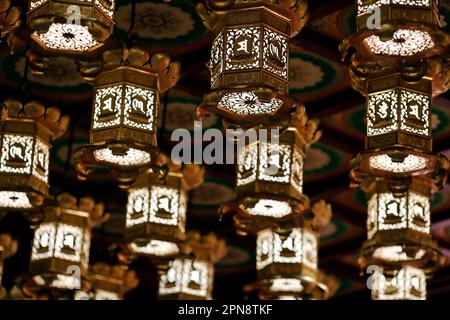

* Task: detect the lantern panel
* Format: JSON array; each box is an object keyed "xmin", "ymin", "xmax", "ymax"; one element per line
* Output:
[
  {"xmin": 93, "ymin": 85, "xmax": 123, "ymax": 130},
  {"xmin": 258, "ymin": 143, "xmax": 291, "ymax": 183},
  {"xmin": 32, "ymin": 138, "xmax": 50, "ymax": 183},
  {"xmin": 399, "ymin": 91, "xmax": 430, "ymax": 136},
  {"xmin": 367, "ymin": 191, "xmax": 430, "ymax": 239},
  {"xmin": 262, "ymin": 28, "xmax": 288, "ymax": 80},
  {"xmin": 0, "ymin": 135, "xmax": 34, "ymax": 174},
  {"xmin": 31, "ymin": 223, "xmax": 56, "ymax": 261},
  {"xmin": 210, "ymin": 33, "xmax": 223, "ymax": 86},
  {"xmin": 33, "ymin": 23, "xmax": 99, "ymax": 52},
  {"xmin": 367, "ymin": 90, "xmax": 398, "ymax": 137},
  {"xmin": 29, "ymin": 0, "xmax": 49, "ymax": 10},
  {"xmin": 256, "ymin": 228, "xmax": 318, "ymax": 271},
  {"xmin": 0, "ymin": 191, "xmax": 32, "ymax": 209},
  {"xmin": 372, "ymin": 266, "xmax": 426, "ymax": 300},
  {"xmin": 123, "ymin": 86, "xmax": 156, "ymax": 131},
  {"xmin": 224, "ymin": 27, "xmax": 261, "ymax": 71},
  {"xmin": 54, "ymin": 223, "xmax": 84, "ymax": 262},
  {"xmin": 237, "ymin": 141, "xmax": 257, "ymax": 186},
  {"xmin": 217, "ymin": 91, "xmax": 283, "ymax": 116},
  {"xmin": 159, "ymin": 259, "xmax": 183, "ymax": 295},
  {"xmin": 181, "ymin": 260, "xmax": 211, "ymax": 298},
  {"xmin": 46, "ymin": 274, "xmax": 81, "ymax": 290},
  {"xmin": 149, "ymin": 186, "xmax": 181, "ymax": 226},
  {"xmin": 126, "ymin": 187, "xmax": 150, "ymax": 227}
]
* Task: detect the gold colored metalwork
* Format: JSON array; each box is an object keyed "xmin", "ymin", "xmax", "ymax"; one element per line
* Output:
[
  {"xmin": 0, "ymin": 0, "xmax": 21, "ymax": 47},
  {"xmin": 73, "ymin": 47, "xmax": 180, "ymax": 189},
  {"xmin": 196, "ymin": 0, "xmax": 308, "ymax": 125},
  {"xmin": 27, "ymin": 0, "xmax": 115, "ymax": 55},
  {"xmin": 0, "ymin": 99, "xmax": 69, "ymax": 211}
]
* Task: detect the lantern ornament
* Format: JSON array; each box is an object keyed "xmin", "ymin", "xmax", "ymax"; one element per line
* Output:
[
  {"xmin": 371, "ymin": 266, "xmax": 427, "ymax": 300},
  {"xmin": 196, "ymin": 0, "xmax": 307, "ymax": 125},
  {"xmin": 29, "ymin": 193, "xmax": 106, "ymax": 290},
  {"xmin": 126, "ymin": 163, "xmax": 204, "ymax": 258},
  {"xmin": 27, "ymin": 0, "xmax": 115, "ymax": 55},
  {"xmin": 158, "ymin": 232, "xmax": 226, "ymax": 300},
  {"xmin": 358, "ymin": 177, "xmax": 444, "ymax": 274},
  {"xmin": 0, "ymin": 99, "xmax": 68, "ymax": 211},
  {"xmin": 224, "ymin": 106, "xmax": 322, "ymax": 234},
  {"xmin": 255, "ymin": 222, "xmax": 336, "ymax": 300},
  {"xmin": 343, "ymin": 0, "xmax": 449, "ymax": 60},
  {"xmin": 74, "ymin": 47, "xmax": 180, "ymax": 188}
]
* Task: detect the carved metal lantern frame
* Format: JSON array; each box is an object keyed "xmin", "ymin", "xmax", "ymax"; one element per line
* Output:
[
  {"xmin": 225, "ymin": 124, "xmax": 310, "ymax": 234},
  {"xmin": 30, "ymin": 205, "xmax": 90, "ymax": 290},
  {"xmin": 371, "ymin": 265, "xmax": 427, "ymax": 300},
  {"xmin": 345, "ymin": 0, "xmax": 449, "ymax": 61},
  {"xmin": 158, "ymin": 257, "xmax": 213, "ymax": 300},
  {"xmin": 196, "ymin": 0, "xmax": 307, "ymax": 125},
  {"xmin": 359, "ymin": 178, "xmax": 443, "ymax": 274},
  {"xmin": 0, "ymin": 100, "xmax": 68, "ymax": 211},
  {"xmin": 27, "ymin": 0, "xmax": 115, "ymax": 55},
  {"xmin": 75, "ymin": 49, "xmax": 180, "ymax": 189},
  {"xmin": 256, "ymin": 226, "xmax": 320, "ymax": 295},
  {"xmin": 125, "ymin": 171, "xmax": 187, "ymax": 258}
]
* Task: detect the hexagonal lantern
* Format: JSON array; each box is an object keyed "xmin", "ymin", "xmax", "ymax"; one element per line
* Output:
[
  {"xmin": 27, "ymin": 0, "xmax": 115, "ymax": 55},
  {"xmin": 74, "ymin": 47, "xmax": 180, "ymax": 188},
  {"xmin": 158, "ymin": 257, "xmax": 213, "ymax": 300},
  {"xmin": 371, "ymin": 266, "xmax": 427, "ymax": 300},
  {"xmin": 359, "ymin": 177, "xmax": 443, "ymax": 273},
  {"xmin": 196, "ymin": 0, "xmax": 307, "ymax": 124},
  {"xmin": 355, "ymin": 71, "xmax": 437, "ymax": 176},
  {"xmin": 0, "ymin": 99, "xmax": 68, "ymax": 211},
  {"xmin": 235, "ymin": 126, "xmax": 306, "ymax": 215},
  {"xmin": 256, "ymin": 227, "xmax": 318, "ymax": 287},
  {"xmin": 30, "ymin": 201, "xmax": 90, "ymax": 290},
  {"xmin": 345, "ymin": 0, "xmax": 448, "ymax": 60},
  {"xmin": 125, "ymin": 171, "xmax": 187, "ymax": 258}
]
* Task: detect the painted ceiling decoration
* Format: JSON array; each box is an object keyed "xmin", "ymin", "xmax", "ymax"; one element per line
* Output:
[{"xmin": 0, "ymin": 0, "xmax": 449, "ymax": 302}]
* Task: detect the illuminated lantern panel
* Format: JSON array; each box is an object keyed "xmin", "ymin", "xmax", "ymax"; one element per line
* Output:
[
  {"xmin": 89, "ymin": 66, "xmax": 159, "ymax": 167},
  {"xmin": 372, "ymin": 266, "xmax": 426, "ymax": 300},
  {"xmin": 363, "ymin": 74, "xmax": 432, "ymax": 174},
  {"xmin": 158, "ymin": 258, "xmax": 213, "ymax": 300},
  {"xmin": 236, "ymin": 130, "xmax": 304, "ymax": 206},
  {"xmin": 209, "ymin": 7, "xmax": 289, "ymax": 93},
  {"xmin": 256, "ymin": 228, "xmax": 318, "ymax": 281},
  {"xmin": 125, "ymin": 173, "xmax": 186, "ymax": 257},
  {"xmin": 30, "ymin": 208, "xmax": 90, "ymax": 289},
  {"xmin": 0, "ymin": 133, "xmax": 50, "ymax": 210},
  {"xmin": 27, "ymin": 0, "xmax": 115, "ymax": 53}
]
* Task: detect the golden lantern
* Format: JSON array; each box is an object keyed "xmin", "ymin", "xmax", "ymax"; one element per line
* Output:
[
  {"xmin": 358, "ymin": 177, "xmax": 444, "ymax": 275},
  {"xmin": 344, "ymin": 0, "xmax": 448, "ymax": 61},
  {"xmin": 158, "ymin": 231, "xmax": 226, "ymax": 300},
  {"xmin": 254, "ymin": 202, "xmax": 336, "ymax": 301},
  {"xmin": 125, "ymin": 163, "xmax": 204, "ymax": 258},
  {"xmin": 371, "ymin": 265, "xmax": 427, "ymax": 300},
  {"xmin": 74, "ymin": 47, "xmax": 180, "ymax": 188},
  {"xmin": 223, "ymin": 106, "xmax": 322, "ymax": 234},
  {"xmin": 0, "ymin": 99, "xmax": 68, "ymax": 211},
  {"xmin": 196, "ymin": 0, "xmax": 307, "ymax": 126},
  {"xmin": 29, "ymin": 193, "xmax": 106, "ymax": 290},
  {"xmin": 27, "ymin": 0, "xmax": 115, "ymax": 55}
]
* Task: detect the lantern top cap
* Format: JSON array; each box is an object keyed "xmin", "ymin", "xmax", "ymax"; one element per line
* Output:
[
  {"xmin": 1, "ymin": 99, "xmax": 69, "ymax": 140},
  {"xmin": 102, "ymin": 47, "xmax": 180, "ymax": 93},
  {"xmin": 196, "ymin": 0, "xmax": 308, "ymax": 37}
]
